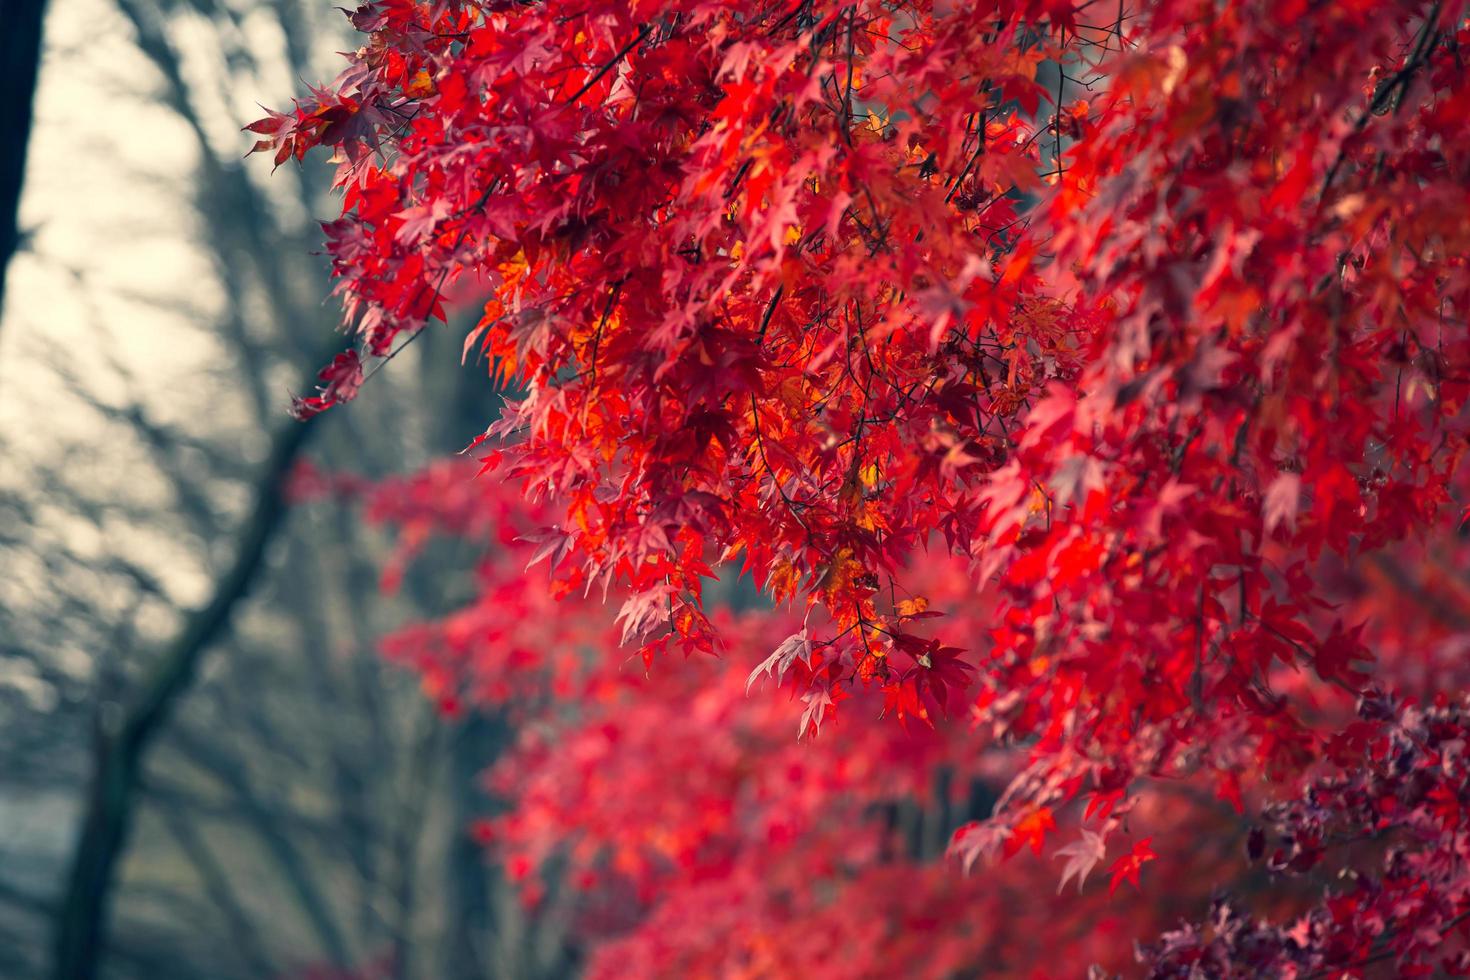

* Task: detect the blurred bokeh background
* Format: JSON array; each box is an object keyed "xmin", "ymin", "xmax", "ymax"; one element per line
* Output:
[{"xmin": 0, "ymin": 2, "xmax": 576, "ymax": 976}]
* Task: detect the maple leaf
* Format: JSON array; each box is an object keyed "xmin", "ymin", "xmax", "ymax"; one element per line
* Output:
[
  {"xmin": 893, "ymin": 595, "xmax": 931, "ymax": 619},
  {"xmin": 520, "ymin": 525, "xmax": 574, "ymax": 573},
  {"xmin": 914, "ymin": 641, "xmax": 973, "ymax": 713},
  {"xmin": 797, "ymin": 686, "xmax": 841, "ymax": 741},
  {"xmin": 290, "ymin": 349, "xmax": 363, "ymax": 420},
  {"xmin": 614, "ymin": 584, "xmax": 677, "ymax": 647},
  {"xmin": 1054, "ymin": 829, "xmax": 1108, "ymax": 894},
  {"xmin": 1005, "ymin": 807, "xmax": 1057, "ymax": 860},
  {"xmin": 394, "ymin": 197, "xmax": 455, "ymax": 246},
  {"xmin": 1315, "ymin": 620, "xmax": 1373, "ymax": 688},
  {"xmin": 1016, "ymin": 385, "xmax": 1075, "ymax": 452},
  {"xmin": 949, "ymin": 821, "xmax": 1008, "ymax": 874},
  {"xmin": 1048, "ymin": 453, "xmax": 1105, "ymax": 509},
  {"xmin": 1107, "ymin": 837, "xmax": 1156, "ymax": 896},
  {"xmin": 880, "ymin": 676, "xmax": 929, "ymax": 730},
  {"xmin": 1263, "ymin": 472, "xmax": 1302, "ymax": 533},
  {"xmin": 746, "ymin": 628, "xmax": 813, "ymax": 693}
]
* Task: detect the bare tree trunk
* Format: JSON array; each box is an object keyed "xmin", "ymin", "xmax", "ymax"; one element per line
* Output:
[
  {"xmin": 0, "ymin": 0, "xmax": 47, "ymax": 319},
  {"xmin": 387, "ymin": 712, "xmax": 443, "ymax": 980},
  {"xmin": 51, "ymin": 380, "xmax": 332, "ymax": 980},
  {"xmin": 446, "ymin": 713, "xmax": 509, "ymax": 979}
]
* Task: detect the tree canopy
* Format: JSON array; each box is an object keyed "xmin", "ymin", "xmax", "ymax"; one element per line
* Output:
[{"xmin": 254, "ymin": 0, "xmax": 1470, "ymax": 973}]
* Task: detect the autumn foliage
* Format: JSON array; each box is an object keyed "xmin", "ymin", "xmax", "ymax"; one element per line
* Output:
[{"xmin": 261, "ymin": 0, "xmax": 1470, "ymax": 974}]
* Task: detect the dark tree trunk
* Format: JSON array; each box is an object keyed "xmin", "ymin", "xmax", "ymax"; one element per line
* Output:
[
  {"xmin": 51, "ymin": 372, "xmax": 334, "ymax": 979},
  {"xmin": 0, "ymin": 0, "xmax": 47, "ymax": 319},
  {"xmin": 447, "ymin": 712, "xmax": 509, "ymax": 979}
]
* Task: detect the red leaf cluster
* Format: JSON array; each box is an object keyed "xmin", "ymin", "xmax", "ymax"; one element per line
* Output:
[{"xmin": 267, "ymin": 0, "xmax": 1470, "ymax": 972}]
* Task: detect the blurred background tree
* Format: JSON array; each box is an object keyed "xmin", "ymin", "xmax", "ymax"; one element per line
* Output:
[
  {"xmin": 0, "ymin": 0, "xmax": 47, "ymax": 316},
  {"xmin": 0, "ymin": 1, "xmax": 572, "ymax": 976}
]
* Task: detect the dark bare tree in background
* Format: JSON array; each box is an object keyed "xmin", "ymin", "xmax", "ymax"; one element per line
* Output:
[
  {"xmin": 0, "ymin": 0, "xmax": 48, "ymax": 318},
  {"xmin": 0, "ymin": 1, "xmax": 574, "ymax": 977}
]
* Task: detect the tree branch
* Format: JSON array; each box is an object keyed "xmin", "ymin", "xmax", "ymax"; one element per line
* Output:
[
  {"xmin": 50, "ymin": 348, "xmax": 340, "ymax": 980},
  {"xmin": 0, "ymin": 0, "xmax": 48, "ymax": 320}
]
